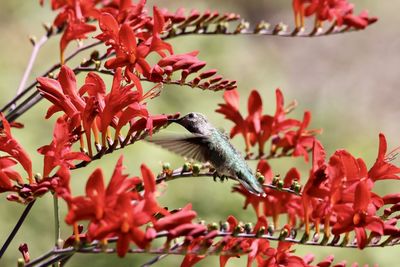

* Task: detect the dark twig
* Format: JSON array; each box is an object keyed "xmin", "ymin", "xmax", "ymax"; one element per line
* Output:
[
  {"xmin": 140, "ymin": 242, "xmax": 183, "ymax": 267},
  {"xmin": 0, "ymin": 200, "xmax": 35, "ymax": 259}
]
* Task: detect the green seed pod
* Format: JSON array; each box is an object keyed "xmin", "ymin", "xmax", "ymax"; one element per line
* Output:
[
  {"xmin": 208, "ymin": 222, "xmax": 219, "ymax": 231},
  {"xmin": 256, "ymin": 226, "xmax": 266, "ymax": 237},
  {"xmin": 244, "ymin": 222, "xmax": 253, "ymax": 233},
  {"xmin": 220, "ymin": 221, "xmax": 229, "ymax": 232},
  {"xmin": 192, "ymin": 163, "xmax": 201, "ymax": 175},
  {"xmin": 277, "ymin": 179, "xmax": 284, "ymax": 189},
  {"xmin": 182, "ymin": 162, "xmax": 192, "ymax": 172},
  {"xmin": 162, "ymin": 162, "xmax": 171, "ymax": 171},
  {"xmin": 272, "ymin": 175, "xmax": 280, "ymax": 185}
]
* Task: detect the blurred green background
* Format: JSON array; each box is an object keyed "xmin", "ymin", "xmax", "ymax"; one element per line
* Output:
[{"xmin": 1, "ymin": 0, "xmax": 399, "ymax": 266}]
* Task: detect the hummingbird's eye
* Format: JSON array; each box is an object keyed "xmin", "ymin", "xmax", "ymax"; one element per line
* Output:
[{"xmin": 188, "ymin": 113, "xmax": 194, "ymax": 119}]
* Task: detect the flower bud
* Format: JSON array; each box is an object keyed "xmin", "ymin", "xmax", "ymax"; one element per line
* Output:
[
  {"xmin": 182, "ymin": 162, "xmax": 192, "ymax": 172},
  {"xmin": 162, "ymin": 162, "xmax": 171, "ymax": 171},
  {"xmin": 256, "ymin": 171, "xmax": 265, "ymax": 184},
  {"xmin": 220, "ymin": 221, "xmax": 229, "ymax": 232},
  {"xmin": 272, "ymin": 175, "xmax": 280, "ymax": 185},
  {"xmin": 256, "ymin": 226, "xmax": 265, "ymax": 237},
  {"xmin": 277, "ymin": 180, "xmax": 284, "ymax": 190},
  {"xmin": 244, "ymin": 222, "xmax": 253, "ymax": 233},
  {"xmin": 18, "ymin": 243, "xmax": 29, "ymax": 263},
  {"xmin": 279, "ymin": 228, "xmax": 289, "ymax": 240},
  {"xmin": 192, "ymin": 163, "xmax": 201, "ymax": 176},
  {"xmin": 291, "ymin": 180, "xmax": 302, "ymax": 194},
  {"xmin": 208, "ymin": 222, "xmax": 219, "ymax": 231}
]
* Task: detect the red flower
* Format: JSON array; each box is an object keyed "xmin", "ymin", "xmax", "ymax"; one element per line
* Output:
[
  {"xmin": 262, "ymin": 242, "xmax": 309, "ymax": 266},
  {"xmin": 45, "ymin": 0, "xmax": 98, "ymax": 61},
  {"xmin": 368, "ymin": 133, "xmax": 400, "ymax": 181},
  {"xmin": 273, "ymin": 111, "xmax": 317, "ymax": 162},
  {"xmin": 38, "ymin": 116, "xmax": 90, "ymax": 178},
  {"xmin": 332, "ymin": 180, "xmax": 384, "ymax": 249},
  {"xmin": 293, "ymin": 0, "xmax": 377, "ymax": 29},
  {"xmin": 0, "ymin": 114, "xmax": 33, "ymax": 184},
  {"xmin": 0, "ymin": 157, "xmax": 19, "ymax": 193},
  {"xmin": 65, "ymin": 156, "xmax": 170, "ymax": 256},
  {"xmin": 216, "ymin": 89, "xmax": 248, "ymax": 148},
  {"xmin": 97, "ymin": 9, "xmax": 172, "ymax": 78},
  {"xmin": 55, "ymin": 9, "xmax": 96, "ymax": 61},
  {"xmin": 217, "ymin": 88, "xmax": 317, "ymax": 158},
  {"xmin": 37, "ymin": 65, "xmax": 83, "ymax": 128},
  {"xmin": 38, "ymin": 65, "xmax": 170, "ymax": 154}
]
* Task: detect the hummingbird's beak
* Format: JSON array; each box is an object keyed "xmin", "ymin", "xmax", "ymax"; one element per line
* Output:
[{"xmin": 168, "ymin": 117, "xmax": 183, "ymax": 123}]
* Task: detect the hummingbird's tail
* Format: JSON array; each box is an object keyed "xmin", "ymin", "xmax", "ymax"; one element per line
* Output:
[{"xmin": 237, "ymin": 171, "xmax": 266, "ymax": 197}]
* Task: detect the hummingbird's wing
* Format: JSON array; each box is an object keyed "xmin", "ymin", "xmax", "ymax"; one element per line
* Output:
[{"xmin": 147, "ymin": 134, "xmax": 210, "ymax": 163}]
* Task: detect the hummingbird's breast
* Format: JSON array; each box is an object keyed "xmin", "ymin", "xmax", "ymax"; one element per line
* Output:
[{"xmin": 206, "ymin": 130, "xmax": 249, "ymax": 177}]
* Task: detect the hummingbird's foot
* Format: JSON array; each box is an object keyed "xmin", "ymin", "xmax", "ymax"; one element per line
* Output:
[{"xmin": 213, "ymin": 171, "xmax": 228, "ymax": 183}]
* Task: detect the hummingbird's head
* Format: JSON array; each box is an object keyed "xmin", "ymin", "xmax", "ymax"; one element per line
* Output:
[{"xmin": 169, "ymin": 112, "xmax": 211, "ymax": 134}]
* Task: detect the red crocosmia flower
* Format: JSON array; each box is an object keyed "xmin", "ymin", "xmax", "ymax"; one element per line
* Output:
[
  {"xmin": 57, "ymin": 10, "xmax": 97, "ymax": 61},
  {"xmin": 148, "ymin": 6, "xmax": 173, "ymax": 57},
  {"xmin": 368, "ymin": 133, "xmax": 400, "ymax": 181},
  {"xmin": 97, "ymin": 68, "xmax": 140, "ymax": 146},
  {"xmin": 0, "ymin": 114, "xmax": 33, "ymax": 184},
  {"xmin": 139, "ymin": 163, "xmax": 169, "ymax": 216},
  {"xmin": 98, "ymin": 11, "xmax": 172, "ymax": 79},
  {"xmin": 274, "ymin": 111, "xmax": 317, "ymax": 162},
  {"xmin": 65, "ymin": 156, "xmax": 137, "ymax": 225},
  {"xmin": 215, "ymin": 89, "xmax": 248, "ymax": 148},
  {"xmin": 302, "ymin": 139, "xmax": 328, "ymax": 233},
  {"xmin": 38, "ymin": 117, "xmax": 90, "ymax": 177},
  {"xmin": 262, "ymin": 241, "xmax": 309, "ymax": 266},
  {"xmin": 37, "ymin": 66, "xmax": 83, "ymax": 128},
  {"xmin": 332, "ymin": 180, "xmax": 384, "ymax": 249},
  {"xmin": 292, "ymin": 0, "xmax": 377, "ymax": 30},
  {"xmin": 246, "ymin": 90, "xmax": 263, "ymax": 145},
  {"xmin": 45, "ymin": 0, "xmax": 97, "ymax": 61},
  {"xmin": 217, "ymin": 89, "xmax": 318, "ymax": 157},
  {"xmin": 292, "ymin": 0, "xmax": 309, "ymax": 28},
  {"xmin": 297, "ymin": 0, "xmax": 378, "ymax": 29},
  {"xmin": 0, "ymin": 157, "xmax": 19, "ymax": 193},
  {"xmin": 65, "ymin": 156, "xmax": 170, "ymax": 256}
]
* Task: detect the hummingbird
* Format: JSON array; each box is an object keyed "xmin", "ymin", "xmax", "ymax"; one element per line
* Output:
[{"xmin": 148, "ymin": 112, "xmax": 265, "ymax": 196}]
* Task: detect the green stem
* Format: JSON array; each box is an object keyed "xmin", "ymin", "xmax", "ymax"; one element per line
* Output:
[{"xmin": 53, "ymin": 194, "xmax": 61, "ymax": 267}]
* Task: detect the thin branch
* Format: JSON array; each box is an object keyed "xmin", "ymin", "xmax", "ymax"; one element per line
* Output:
[
  {"xmin": 140, "ymin": 242, "xmax": 183, "ymax": 267},
  {"xmin": 53, "ymin": 194, "xmax": 61, "ymax": 248},
  {"xmin": 25, "ymin": 249, "xmax": 55, "ymax": 267},
  {"xmin": 13, "ymin": 35, "xmax": 49, "ymax": 110},
  {"xmin": 1, "ymin": 41, "xmax": 102, "ymax": 114},
  {"xmin": 0, "ymin": 200, "xmax": 35, "ymax": 259},
  {"xmin": 154, "ymin": 167, "xmax": 301, "ymax": 196},
  {"xmin": 165, "ymin": 22, "xmax": 366, "ymax": 41}
]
